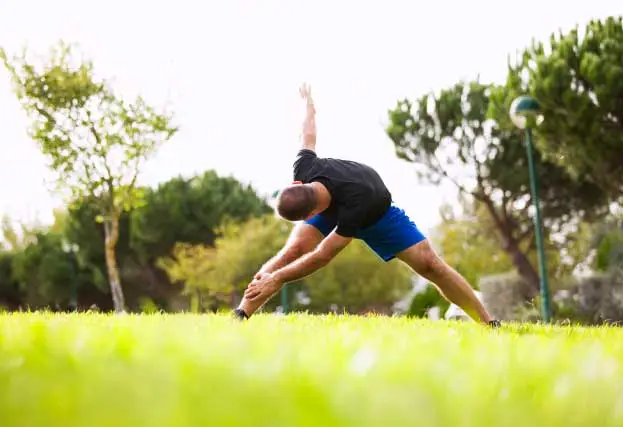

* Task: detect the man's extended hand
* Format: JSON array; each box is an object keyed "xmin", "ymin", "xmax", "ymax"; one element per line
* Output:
[
  {"xmin": 244, "ymin": 272, "xmax": 283, "ymax": 302},
  {"xmin": 299, "ymin": 83, "xmax": 316, "ymax": 151},
  {"xmin": 299, "ymin": 83, "xmax": 315, "ymax": 110}
]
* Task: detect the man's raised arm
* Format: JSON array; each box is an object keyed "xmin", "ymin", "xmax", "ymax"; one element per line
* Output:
[{"xmin": 299, "ymin": 83, "xmax": 316, "ymax": 152}]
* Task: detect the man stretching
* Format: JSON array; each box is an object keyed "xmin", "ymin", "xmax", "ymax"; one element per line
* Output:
[{"xmin": 234, "ymin": 83, "xmax": 499, "ymax": 327}]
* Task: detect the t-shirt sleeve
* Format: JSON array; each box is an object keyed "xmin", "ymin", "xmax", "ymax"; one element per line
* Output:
[
  {"xmin": 293, "ymin": 149, "xmax": 318, "ymax": 182},
  {"xmin": 335, "ymin": 194, "xmax": 368, "ymax": 238}
]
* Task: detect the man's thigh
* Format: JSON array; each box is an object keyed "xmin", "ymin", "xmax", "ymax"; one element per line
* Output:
[{"xmin": 357, "ymin": 204, "xmax": 427, "ymax": 262}]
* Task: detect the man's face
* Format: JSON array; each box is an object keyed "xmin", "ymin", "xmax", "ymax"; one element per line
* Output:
[{"xmin": 275, "ymin": 181, "xmax": 317, "ymax": 221}]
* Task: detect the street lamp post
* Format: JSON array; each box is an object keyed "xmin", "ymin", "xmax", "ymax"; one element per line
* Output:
[
  {"xmin": 509, "ymin": 95, "xmax": 552, "ymax": 323},
  {"xmin": 281, "ymin": 284, "xmax": 289, "ymax": 314}
]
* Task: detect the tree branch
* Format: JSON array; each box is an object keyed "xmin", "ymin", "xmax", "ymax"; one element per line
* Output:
[
  {"xmin": 518, "ymin": 227, "xmax": 535, "ymax": 244},
  {"xmin": 81, "ymin": 162, "xmax": 98, "ymax": 199},
  {"xmin": 431, "ymin": 153, "xmax": 484, "ymax": 201},
  {"xmin": 33, "ymin": 105, "xmax": 55, "ymax": 124},
  {"xmin": 128, "ymin": 154, "xmax": 141, "ymax": 191},
  {"xmin": 87, "ymin": 122, "xmax": 116, "ymax": 212}
]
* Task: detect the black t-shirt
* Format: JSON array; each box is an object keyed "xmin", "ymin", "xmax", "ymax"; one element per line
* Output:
[{"xmin": 293, "ymin": 149, "xmax": 392, "ymax": 237}]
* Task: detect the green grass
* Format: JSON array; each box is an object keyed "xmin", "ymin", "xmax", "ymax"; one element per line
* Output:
[{"xmin": 1, "ymin": 313, "xmax": 623, "ymax": 427}]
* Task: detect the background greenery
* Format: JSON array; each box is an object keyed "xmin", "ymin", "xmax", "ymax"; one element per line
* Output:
[{"xmin": 0, "ymin": 16, "xmax": 622, "ymax": 325}]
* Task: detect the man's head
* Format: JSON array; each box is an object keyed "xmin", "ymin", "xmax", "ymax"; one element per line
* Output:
[{"xmin": 275, "ymin": 182, "xmax": 317, "ymax": 221}]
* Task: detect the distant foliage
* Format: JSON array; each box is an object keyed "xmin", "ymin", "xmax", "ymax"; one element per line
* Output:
[
  {"xmin": 480, "ymin": 269, "xmax": 623, "ymax": 325},
  {"xmin": 494, "ymin": 16, "xmax": 623, "ymax": 197},
  {"xmin": 407, "ymin": 284, "xmax": 450, "ymax": 318},
  {"xmin": 1, "ymin": 41, "xmax": 178, "ymax": 312},
  {"xmin": 157, "ymin": 215, "xmax": 292, "ymax": 311},
  {"xmin": 387, "ymin": 79, "xmax": 606, "ymax": 295}
]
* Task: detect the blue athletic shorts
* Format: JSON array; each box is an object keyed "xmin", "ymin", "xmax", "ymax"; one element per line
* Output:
[{"xmin": 304, "ymin": 203, "xmax": 426, "ymax": 262}]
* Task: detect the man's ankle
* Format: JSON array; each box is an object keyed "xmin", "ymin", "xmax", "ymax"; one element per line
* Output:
[
  {"xmin": 487, "ymin": 319, "xmax": 501, "ymax": 328},
  {"xmin": 233, "ymin": 308, "xmax": 249, "ymax": 320}
]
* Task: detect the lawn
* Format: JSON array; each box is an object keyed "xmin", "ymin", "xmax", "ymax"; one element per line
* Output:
[{"xmin": 0, "ymin": 313, "xmax": 622, "ymax": 427}]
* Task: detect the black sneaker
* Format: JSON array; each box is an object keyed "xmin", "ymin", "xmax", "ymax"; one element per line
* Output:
[
  {"xmin": 488, "ymin": 320, "xmax": 502, "ymax": 328},
  {"xmin": 233, "ymin": 308, "xmax": 249, "ymax": 321}
]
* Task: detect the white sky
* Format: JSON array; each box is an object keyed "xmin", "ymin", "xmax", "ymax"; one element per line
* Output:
[{"xmin": 0, "ymin": 0, "xmax": 620, "ymax": 235}]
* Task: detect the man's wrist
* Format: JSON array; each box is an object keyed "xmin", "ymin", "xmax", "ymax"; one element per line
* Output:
[{"xmin": 272, "ymin": 271, "xmax": 286, "ymax": 286}]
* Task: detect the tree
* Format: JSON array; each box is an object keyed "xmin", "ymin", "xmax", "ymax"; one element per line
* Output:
[
  {"xmin": 1, "ymin": 41, "xmax": 178, "ymax": 312},
  {"xmin": 1, "ymin": 214, "xmax": 38, "ymax": 251},
  {"xmin": 63, "ymin": 195, "xmax": 134, "ymax": 298},
  {"xmin": 56, "ymin": 171, "xmax": 270, "ymax": 311},
  {"xmin": 0, "ymin": 251, "xmax": 22, "ymax": 310},
  {"xmin": 407, "ymin": 284, "xmax": 450, "ymax": 318},
  {"xmin": 386, "ymin": 80, "xmax": 607, "ymax": 294},
  {"xmin": 433, "ymin": 198, "xmax": 591, "ymax": 288},
  {"xmin": 10, "ymin": 230, "xmax": 76, "ymax": 309},
  {"xmin": 130, "ymin": 171, "xmax": 272, "ymax": 263},
  {"xmin": 431, "ymin": 201, "xmax": 514, "ymax": 287},
  {"xmin": 156, "ymin": 243, "xmax": 222, "ymax": 311},
  {"xmin": 495, "ymin": 16, "xmax": 623, "ymax": 196},
  {"xmin": 590, "ymin": 215, "xmax": 623, "ymax": 273}
]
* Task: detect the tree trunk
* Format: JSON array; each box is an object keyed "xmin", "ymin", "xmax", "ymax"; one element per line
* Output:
[
  {"xmin": 503, "ymin": 237, "xmax": 540, "ymax": 297},
  {"xmin": 104, "ymin": 215, "xmax": 126, "ymax": 313},
  {"xmin": 481, "ymin": 197, "xmax": 540, "ymax": 296}
]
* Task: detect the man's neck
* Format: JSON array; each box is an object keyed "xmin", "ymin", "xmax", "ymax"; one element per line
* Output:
[{"xmin": 311, "ymin": 182, "xmax": 331, "ymax": 213}]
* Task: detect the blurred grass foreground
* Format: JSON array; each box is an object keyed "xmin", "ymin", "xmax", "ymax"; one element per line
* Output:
[{"xmin": 1, "ymin": 312, "xmax": 623, "ymax": 427}]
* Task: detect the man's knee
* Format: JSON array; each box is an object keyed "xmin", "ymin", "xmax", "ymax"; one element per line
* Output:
[
  {"xmin": 417, "ymin": 251, "xmax": 445, "ymax": 277},
  {"xmin": 397, "ymin": 240, "xmax": 445, "ymax": 276}
]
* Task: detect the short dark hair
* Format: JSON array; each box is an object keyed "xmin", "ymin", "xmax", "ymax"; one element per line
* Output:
[{"xmin": 276, "ymin": 185, "xmax": 317, "ymax": 221}]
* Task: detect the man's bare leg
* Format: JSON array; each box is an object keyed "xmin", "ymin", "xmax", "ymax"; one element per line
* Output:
[
  {"xmin": 235, "ymin": 223, "xmax": 324, "ymax": 319},
  {"xmin": 396, "ymin": 240, "xmax": 494, "ymax": 324}
]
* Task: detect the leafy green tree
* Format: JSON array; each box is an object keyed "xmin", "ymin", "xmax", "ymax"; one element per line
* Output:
[
  {"xmin": 157, "ymin": 243, "xmax": 229, "ymax": 312},
  {"xmin": 492, "ymin": 16, "xmax": 623, "ymax": 196},
  {"xmin": 0, "ymin": 251, "xmax": 22, "ymax": 310},
  {"xmin": 63, "ymin": 196, "xmax": 133, "ymax": 295},
  {"xmin": 433, "ymin": 198, "xmax": 591, "ymax": 289},
  {"xmin": 407, "ymin": 284, "xmax": 450, "ymax": 318},
  {"xmin": 1, "ymin": 214, "xmax": 38, "ymax": 251},
  {"xmin": 386, "ymin": 80, "xmax": 607, "ymax": 294},
  {"xmin": 58, "ymin": 171, "xmax": 270, "ymax": 311},
  {"xmin": 50, "ymin": 196, "xmax": 168, "ymax": 312},
  {"xmin": 131, "ymin": 171, "xmax": 271, "ymax": 263},
  {"xmin": 1, "ymin": 41, "xmax": 178, "ymax": 312},
  {"xmin": 10, "ymin": 230, "xmax": 76, "ymax": 309},
  {"xmin": 431, "ymin": 202, "xmax": 514, "ymax": 287},
  {"xmin": 590, "ymin": 217, "xmax": 623, "ymax": 273}
]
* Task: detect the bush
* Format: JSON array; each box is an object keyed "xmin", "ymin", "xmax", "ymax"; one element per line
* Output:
[
  {"xmin": 478, "ymin": 272, "xmax": 534, "ymax": 321},
  {"xmin": 560, "ymin": 270, "xmax": 623, "ymax": 325},
  {"xmin": 406, "ymin": 283, "xmax": 450, "ymax": 318},
  {"xmin": 480, "ymin": 269, "xmax": 623, "ymax": 325}
]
